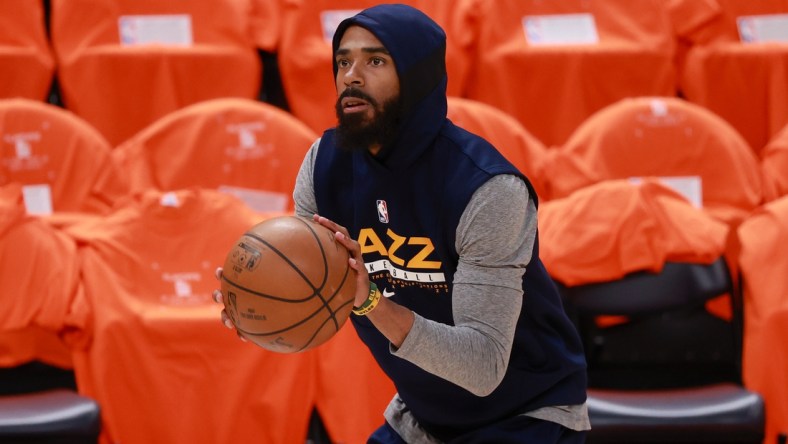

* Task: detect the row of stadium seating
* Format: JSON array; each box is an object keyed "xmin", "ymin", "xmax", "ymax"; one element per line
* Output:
[
  {"xmin": 2, "ymin": 95, "xmax": 786, "ymax": 220},
  {"xmin": 1, "ymin": 94, "xmax": 787, "ymax": 443},
  {"xmin": 2, "ymin": 0, "xmax": 788, "ymax": 152}
]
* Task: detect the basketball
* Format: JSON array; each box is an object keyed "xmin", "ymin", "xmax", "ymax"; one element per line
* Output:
[{"xmin": 220, "ymin": 215, "xmax": 356, "ymax": 353}]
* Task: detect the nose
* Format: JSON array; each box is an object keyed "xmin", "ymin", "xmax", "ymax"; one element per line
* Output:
[{"xmin": 342, "ymin": 64, "xmax": 364, "ymax": 88}]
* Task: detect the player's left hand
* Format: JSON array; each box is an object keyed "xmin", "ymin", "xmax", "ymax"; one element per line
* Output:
[{"xmin": 313, "ymin": 214, "xmax": 370, "ymax": 308}]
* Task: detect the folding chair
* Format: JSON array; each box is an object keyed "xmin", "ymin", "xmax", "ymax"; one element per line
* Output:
[
  {"xmin": 539, "ymin": 179, "xmax": 765, "ymax": 443},
  {"xmin": 0, "ymin": 184, "xmax": 101, "ymax": 444},
  {"xmin": 561, "ymin": 259, "xmax": 765, "ymax": 443}
]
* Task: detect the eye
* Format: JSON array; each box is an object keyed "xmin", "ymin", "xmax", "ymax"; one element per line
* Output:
[
  {"xmin": 336, "ymin": 58, "xmax": 350, "ymax": 68},
  {"xmin": 370, "ymin": 57, "xmax": 385, "ymax": 66}
]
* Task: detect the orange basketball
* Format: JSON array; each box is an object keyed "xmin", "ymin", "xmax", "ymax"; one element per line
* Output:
[{"xmin": 220, "ymin": 216, "xmax": 356, "ymax": 353}]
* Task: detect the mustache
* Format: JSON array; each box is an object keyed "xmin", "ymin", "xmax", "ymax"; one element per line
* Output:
[{"xmin": 338, "ymin": 88, "xmax": 379, "ymax": 107}]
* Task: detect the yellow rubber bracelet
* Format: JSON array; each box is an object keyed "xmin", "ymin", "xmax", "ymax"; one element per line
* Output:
[{"xmin": 352, "ymin": 282, "xmax": 382, "ymax": 316}]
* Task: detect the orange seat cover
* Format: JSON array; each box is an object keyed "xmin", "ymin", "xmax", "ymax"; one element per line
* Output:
[
  {"xmin": 64, "ymin": 189, "xmax": 317, "ymax": 444},
  {"xmin": 738, "ymin": 196, "xmax": 788, "ymax": 443},
  {"xmin": 545, "ymin": 97, "xmax": 763, "ymax": 224},
  {"xmin": 50, "ymin": 0, "xmax": 262, "ymax": 145},
  {"xmin": 0, "ymin": 99, "xmax": 129, "ymax": 215},
  {"xmin": 113, "ymin": 98, "xmax": 316, "ymax": 213}
]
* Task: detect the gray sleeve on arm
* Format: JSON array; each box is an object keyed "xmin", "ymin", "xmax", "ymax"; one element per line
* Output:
[
  {"xmin": 393, "ymin": 174, "xmax": 537, "ymax": 396},
  {"xmin": 293, "ymin": 139, "xmax": 320, "ymax": 218}
]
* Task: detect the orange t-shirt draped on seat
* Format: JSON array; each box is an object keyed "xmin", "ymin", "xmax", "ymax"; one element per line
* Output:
[
  {"xmin": 64, "ymin": 188, "xmax": 317, "ymax": 444},
  {"xmin": 465, "ymin": 0, "xmax": 720, "ymax": 147},
  {"xmin": 539, "ymin": 179, "xmax": 729, "ymax": 287},
  {"xmin": 738, "ymin": 196, "xmax": 788, "ymax": 443},
  {"xmin": 761, "ymin": 123, "xmax": 788, "ymax": 202},
  {"xmin": 544, "ymin": 97, "xmax": 763, "ymax": 225},
  {"xmin": 544, "ymin": 179, "xmax": 765, "ymax": 443},
  {"xmin": 447, "ymin": 96, "xmax": 550, "ymax": 200},
  {"xmin": 113, "ymin": 98, "xmax": 316, "ymax": 213},
  {"xmin": 313, "ymin": 320, "xmax": 396, "ymax": 444},
  {"xmin": 0, "ymin": 0, "xmax": 55, "ymax": 101},
  {"xmin": 50, "ymin": 0, "xmax": 262, "ymax": 145},
  {"xmin": 540, "ymin": 177, "xmax": 734, "ymax": 325},
  {"xmin": 680, "ymin": 0, "xmax": 788, "ymax": 154},
  {"xmin": 0, "ymin": 183, "xmax": 81, "ymax": 369},
  {"xmin": 0, "ymin": 98, "xmax": 130, "ymax": 220}
]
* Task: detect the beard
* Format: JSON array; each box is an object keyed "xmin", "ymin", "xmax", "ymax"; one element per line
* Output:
[{"xmin": 335, "ymin": 88, "xmax": 401, "ymax": 152}]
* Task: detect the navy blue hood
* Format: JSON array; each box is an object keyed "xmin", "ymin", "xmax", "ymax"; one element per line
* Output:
[{"xmin": 331, "ymin": 4, "xmax": 448, "ymax": 169}]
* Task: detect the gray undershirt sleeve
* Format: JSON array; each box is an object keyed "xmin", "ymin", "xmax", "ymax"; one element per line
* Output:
[
  {"xmin": 393, "ymin": 174, "xmax": 534, "ymax": 396},
  {"xmin": 293, "ymin": 139, "xmax": 320, "ymax": 218}
]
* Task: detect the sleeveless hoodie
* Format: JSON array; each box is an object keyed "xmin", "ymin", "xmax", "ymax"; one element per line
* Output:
[{"xmin": 313, "ymin": 4, "xmax": 587, "ymax": 440}]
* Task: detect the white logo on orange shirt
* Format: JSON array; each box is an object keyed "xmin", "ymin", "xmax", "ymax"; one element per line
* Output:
[
  {"xmin": 2, "ymin": 132, "xmax": 49, "ymax": 172},
  {"xmin": 160, "ymin": 271, "xmax": 210, "ymax": 305},
  {"xmin": 224, "ymin": 122, "xmax": 273, "ymax": 161}
]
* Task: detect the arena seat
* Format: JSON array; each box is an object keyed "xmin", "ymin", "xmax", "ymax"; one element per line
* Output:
[
  {"xmin": 0, "ymin": 98, "xmax": 129, "ymax": 218},
  {"xmin": 544, "ymin": 96, "xmax": 763, "ymax": 225},
  {"xmin": 663, "ymin": 0, "xmax": 722, "ymax": 82},
  {"xmin": 738, "ymin": 196, "xmax": 788, "ymax": 444},
  {"xmin": 0, "ymin": 183, "xmax": 101, "ymax": 444},
  {"xmin": 680, "ymin": 0, "xmax": 788, "ymax": 154},
  {"xmin": 113, "ymin": 98, "xmax": 316, "ymax": 213},
  {"xmin": 0, "ymin": 0, "xmax": 55, "ymax": 101},
  {"xmin": 465, "ymin": 0, "xmax": 720, "ymax": 147},
  {"xmin": 248, "ymin": 0, "xmax": 281, "ymax": 52},
  {"xmin": 63, "ymin": 188, "xmax": 316, "ymax": 444},
  {"xmin": 540, "ymin": 180, "xmax": 765, "ymax": 444},
  {"xmin": 761, "ymin": 122, "xmax": 788, "ymax": 202},
  {"xmin": 0, "ymin": 389, "xmax": 101, "ymax": 444},
  {"xmin": 0, "ymin": 183, "xmax": 82, "ymax": 369},
  {"xmin": 447, "ymin": 96, "xmax": 550, "ymax": 200},
  {"xmin": 50, "ymin": 0, "xmax": 262, "ymax": 145},
  {"xmin": 272, "ymin": 0, "xmax": 481, "ymax": 133}
]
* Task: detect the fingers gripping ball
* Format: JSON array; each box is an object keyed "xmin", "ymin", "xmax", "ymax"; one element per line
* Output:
[{"xmin": 221, "ymin": 216, "xmax": 356, "ymax": 353}]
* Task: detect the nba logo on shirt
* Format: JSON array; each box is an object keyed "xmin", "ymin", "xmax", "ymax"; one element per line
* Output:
[{"xmin": 377, "ymin": 200, "xmax": 389, "ymax": 223}]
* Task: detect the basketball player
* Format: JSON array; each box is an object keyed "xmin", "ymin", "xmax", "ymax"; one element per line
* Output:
[{"xmin": 217, "ymin": 4, "xmax": 589, "ymax": 442}]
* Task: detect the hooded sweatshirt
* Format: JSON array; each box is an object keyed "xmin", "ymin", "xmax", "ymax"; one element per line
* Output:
[{"xmin": 311, "ymin": 4, "xmax": 587, "ymax": 441}]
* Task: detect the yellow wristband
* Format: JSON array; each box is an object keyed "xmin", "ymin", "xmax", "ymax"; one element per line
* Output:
[{"xmin": 352, "ymin": 282, "xmax": 382, "ymax": 316}]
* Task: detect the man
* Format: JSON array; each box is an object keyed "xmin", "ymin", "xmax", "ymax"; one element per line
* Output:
[{"xmin": 218, "ymin": 4, "xmax": 589, "ymax": 443}]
